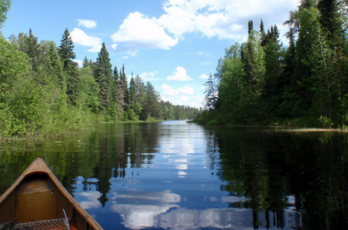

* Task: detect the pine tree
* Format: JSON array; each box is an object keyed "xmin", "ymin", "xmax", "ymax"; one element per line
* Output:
[
  {"xmin": 94, "ymin": 43, "xmax": 112, "ymax": 112},
  {"xmin": 58, "ymin": 28, "xmax": 80, "ymax": 105}
]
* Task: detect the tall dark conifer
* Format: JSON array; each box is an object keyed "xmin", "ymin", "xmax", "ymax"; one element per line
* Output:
[
  {"xmin": 129, "ymin": 77, "xmax": 137, "ymax": 111},
  {"xmin": 120, "ymin": 65, "xmax": 129, "ymax": 109},
  {"xmin": 260, "ymin": 19, "xmax": 267, "ymax": 47},
  {"xmin": 94, "ymin": 42, "xmax": 112, "ymax": 111},
  {"xmin": 58, "ymin": 28, "xmax": 80, "ymax": 105},
  {"xmin": 115, "ymin": 66, "xmax": 125, "ymax": 113},
  {"xmin": 248, "ymin": 20, "xmax": 254, "ymax": 35},
  {"xmin": 82, "ymin": 56, "xmax": 89, "ymax": 68}
]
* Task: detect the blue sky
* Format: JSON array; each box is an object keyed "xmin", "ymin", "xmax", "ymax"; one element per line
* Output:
[{"xmin": 2, "ymin": 0, "xmax": 300, "ymax": 108}]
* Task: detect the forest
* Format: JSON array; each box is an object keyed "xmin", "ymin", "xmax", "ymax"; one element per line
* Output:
[
  {"xmin": 200, "ymin": 0, "xmax": 348, "ymax": 128},
  {"xmin": 0, "ymin": 1, "xmax": 200, "ymax": 137}
]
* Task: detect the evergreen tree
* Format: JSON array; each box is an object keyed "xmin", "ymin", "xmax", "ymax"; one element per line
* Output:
[
  {"xmin": 58, "ymin": 28, "xmax": 80, "ymax": 105},
  {"xmin": 58, "ymin": 28, "xmax": 76, "ymax": 68},
  {"xmin": 260, "ymin": 19, "xmax": 267, "ymax": 46},
  {"xmin": 115, "ymin": 66, "xmax": 125, "ymax": 113},
  {"xmin": 120, "ymin": 65, "xmax": 129, "ymax": 110},
  {"xmin": 248, "ymin": 20, "xmax": 254, "ymax": 35},
  {"xmin": 262, "ymin": 25, "xmax": 283, "ymax": 119},
  {"xmin": 94, "ymin": 43, "xmax": 112, "ymax": 112},
  {"xmin": 129, "ymin": 77, "xmax": 137, "ymax": 111},
  {"xmin": 204, "ymin": 74, "xmax": 219, "ymax": 110},
  {"xmin": 82, "ymin": 56, "xmax": 89, "ymax": 68}
]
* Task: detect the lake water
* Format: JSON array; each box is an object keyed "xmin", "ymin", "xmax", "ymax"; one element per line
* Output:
[{"xmin": 1, "ymin": 120, "xmax": 348, "ymax": 230}]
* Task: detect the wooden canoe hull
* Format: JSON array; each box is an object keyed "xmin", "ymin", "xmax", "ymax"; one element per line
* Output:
[{"xmin": 0, "ymin": 158, "xmax": 103, "ymax": 230}]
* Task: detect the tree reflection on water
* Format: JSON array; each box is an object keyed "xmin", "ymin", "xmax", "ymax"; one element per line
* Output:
[{"xmin": 0, "ymin": 123, "xmax": 348, "ymax": 229}]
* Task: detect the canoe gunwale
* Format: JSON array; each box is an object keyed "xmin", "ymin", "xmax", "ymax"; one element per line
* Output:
[{"xmin": 0, "ymin": 158, "xmax": 103, "ymax": 230}]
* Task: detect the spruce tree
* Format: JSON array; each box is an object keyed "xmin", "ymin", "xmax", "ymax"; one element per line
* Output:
[
  {"xmin": 129, "ymin": 77, "xmax": 137, "ymax": 110},
  {"xmin": 204, "ymin": 74, "xmax": 218, "ymax": 109},
  {"xmin": 260, "ymin": 19, "xmax": 267, "ymax": 46},
  {"xmin": 58, "ymin": 28, "xmax": 80, "ymax": 105},
  {"xmin": 248, "ymin": 20, "xmax": 254, "ymax": 35},
  {"xmin": 120, "ymin": 65, "xmax": 129, "ymax": 110},
  {"xmin": 115, "ymin": 66, "xmax": 125, "ymax": 113},
  {"xmin": 94, "ymin": 43, "xmax": 112, "ymax": 112},
  {"xmin": 58, "ymin": 28, "xmax": 76, "ymax": 68}
]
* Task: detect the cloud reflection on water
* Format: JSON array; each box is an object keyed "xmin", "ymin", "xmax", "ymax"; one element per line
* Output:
[
  {"xmin": 76, "ymin": 191, "xmax": 102, "ymax": 210},
  {"xmin": 111, "ymin": 190, "xmax": 181, "ymax": 203},
  {"xmin": 112, "ymin": 204, "xmax": 301, "ymax": 230},
  {"xmin": 112, "ymin": 203, "xmax": 255, "ymax": 230},
  {"xmin": 110, "ymin": 190, "xmax": 180, "ymax": 229}
]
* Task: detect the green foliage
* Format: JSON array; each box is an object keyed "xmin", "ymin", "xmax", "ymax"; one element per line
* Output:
[
  {"xmin": 199, "ymin": 4, "xmax": 348, "ymax": 128},
  {"xmin": 0, "ymin": 37, "xmax": 29, "ymax": 84},
  {"xmin": 207, "ymin": 119, "xmax": 219, "ymax": 125},
  {"xmin": 0, "ymin": 7, "xmax": 201, "ymax": 138},
  {"xmin": 79, "ymin": 66, "xmax": 100, "ymax": 112},
  {"xmin": 94, "ymin": 43, "xmax": 112, "ymax": 112},
  {"xmin": 318, "ymin": 115, "xmax": 334, "ymax": 128},
  {"xmin": 0, "ymin": 0, "xmax": 10, "ymax": 29}
]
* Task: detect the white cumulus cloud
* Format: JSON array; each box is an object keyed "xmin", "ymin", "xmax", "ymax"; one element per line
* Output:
[
  {"xmin": 110, "ymin": 0, "xmax": 299, "ymax": 51},
  {"xmin": 111, "ymin": 44, "xmax": 118, "ymax": 50},
  {"xmin": 70, "ymin": 28, "xmax": 102, "ymax": 52},
  {"xmin": 157, "ymin": 0, "xmax": 300, "ymax": 41},
  {"xmin": 111, "ymin": 12, "xmax": 178, "ymax": 53},
  {"xmin": 140, "ymin": 71, "xmax": 160, "ymax": 81},
  {"xmin": 161, "ymin": 84, "xmax": 203, "ymax": 107},
  {"xmin": 200, "ymin": 74, "xmax": 210, "ymax": 79},
  {"xmin": 74, "ymin": 59, "xmax": 83, "ymax": 68},
  {"xmin": 167, "ymin": 66, "xmax": 193, "ymax": 81},
  {"xmin": 77, "ymin": 19, "xmax": 97, "ymax": 29},
  {"xmin": 162, "ymin": 84, "xmax": 194, "ymax": 96}
]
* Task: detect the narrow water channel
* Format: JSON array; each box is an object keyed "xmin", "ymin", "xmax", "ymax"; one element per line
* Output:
[{"xmin": 1, "ymin": 120, "xmax": 347, "ymax": 230}]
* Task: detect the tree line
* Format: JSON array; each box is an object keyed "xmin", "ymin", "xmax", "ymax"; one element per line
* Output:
[
  {"xmin": 0, "ymin": 1, "xmax": 200, "ymax": 137},
  {"xmin": 200, "ymin": 0, "xmax": 348, "ymax": 128}
]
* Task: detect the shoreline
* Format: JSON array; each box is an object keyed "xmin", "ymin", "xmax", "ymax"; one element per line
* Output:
[{"xmin": 194, "ymin": 121, "xmax": 348, "ymax": 133}]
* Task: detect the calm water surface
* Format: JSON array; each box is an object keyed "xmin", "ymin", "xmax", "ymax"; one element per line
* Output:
[{"xmin": 1, "ymin": 121, "xmax": 348, "ymax": 230}]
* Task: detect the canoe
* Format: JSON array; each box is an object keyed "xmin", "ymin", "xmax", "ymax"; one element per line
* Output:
[{"xmin": 0, "ymin": 158, "xmax": 104, "ymax": 230}]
